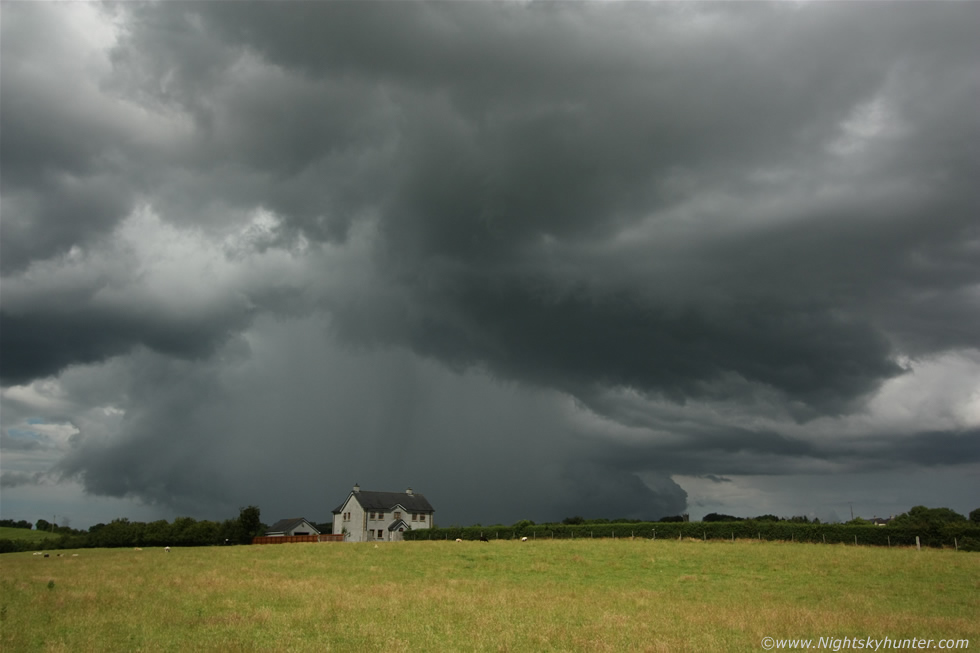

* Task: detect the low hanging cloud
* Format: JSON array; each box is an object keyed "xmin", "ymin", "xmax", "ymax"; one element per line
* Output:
[{"xmin": 1, "ymin": 2, "xmax": 978, "ymax": 526}]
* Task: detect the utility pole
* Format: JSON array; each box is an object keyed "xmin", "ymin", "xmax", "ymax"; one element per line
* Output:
[{"xmin": 849, "ymin": 504, "xmax": 854, "ymax": 521}]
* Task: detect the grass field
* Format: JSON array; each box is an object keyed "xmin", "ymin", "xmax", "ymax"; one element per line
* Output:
[
  {"xmin": 1, "ymin": 539, "xmax": 977, "ymax": 652},
  {"xmin": 0, "ymin": 527, "xmax": 61, "ymax": 544}
]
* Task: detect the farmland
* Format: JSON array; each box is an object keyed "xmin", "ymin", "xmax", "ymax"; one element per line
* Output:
[
  {"xmin": 0, "ymin": 527, "xmax": 61, "ymax": 545},
  {"xmin": 1, "ymin": 539, "xmax": 977, "ymax": 652}
]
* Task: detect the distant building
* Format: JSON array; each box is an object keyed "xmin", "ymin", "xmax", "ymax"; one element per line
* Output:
[
  {"xmin": 332, "ymin": 484, "xmax": 435, "ymax": 542},
  {"xmin": 265, "ymin": 518, "xmax": 321, "ymax": 537}
]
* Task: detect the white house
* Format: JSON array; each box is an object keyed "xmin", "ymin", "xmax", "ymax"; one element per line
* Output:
[
  {"xmin": 332, "ymin": 484, "xmax": 435, "ymax": 542},
  {"xmin": 265, "ymin": 518, "xmax": 321, "ymax": 537}
]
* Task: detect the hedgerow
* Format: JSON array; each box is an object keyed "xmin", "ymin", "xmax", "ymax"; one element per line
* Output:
[{"xmin": 403, "ymin": 520, "xmax": 980, "ymax": 549}]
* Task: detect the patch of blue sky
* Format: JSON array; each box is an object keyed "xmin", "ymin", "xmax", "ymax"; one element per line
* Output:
[{"xmin": 7, "ymin": 428, "xmax": 45, "ymax": 440}]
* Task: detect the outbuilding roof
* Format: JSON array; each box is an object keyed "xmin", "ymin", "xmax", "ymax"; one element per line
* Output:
[{"xmin": 265, "ymin": 517, "xmax": 321, "ymax": 535}]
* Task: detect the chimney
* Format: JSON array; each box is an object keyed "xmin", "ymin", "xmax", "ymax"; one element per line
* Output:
[
  {"xmin": 405, "ymin": 487, "xmax": 413, "ymax": 495},
  {"xmin": 353, "ymin": 483, "xmax": 360, "ymax": 493}
]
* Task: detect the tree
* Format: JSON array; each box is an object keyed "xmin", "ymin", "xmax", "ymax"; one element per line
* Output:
[
  {"xmin": 36, "ymin": 519, "xmax": 52, "ymax": 532},
  {"xmin": 889, "ymin": 506, "xmax": 966, "ymax": 530},
  {"xmin": 238, "ymin": 506, "xmax": 262, "ymax": 542},
  {"xmin": 703, "ymin": 513, "xmax": 742, "ymax": 522},
  {"xmin": 969, "ymin": 508, "xmax": 980, "ymax": 524}
]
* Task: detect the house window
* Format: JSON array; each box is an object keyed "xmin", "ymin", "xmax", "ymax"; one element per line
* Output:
[
  {"xmin": 394, "ymin": 512, "xmax": 401, "ymax": 520},
  {"xmin": 419, "ymin": 514, "xmax": 426, "ymax": 522},
  {"xmin": 377, "ymin": 530, "xmax": 384, "ymax": 539},
  {"xmin": 412, "ymin": 513, "xmax": 417, "ymax": 521}
]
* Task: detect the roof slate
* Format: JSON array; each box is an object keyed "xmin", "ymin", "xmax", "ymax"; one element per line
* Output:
[
  {"xmin": 265, "ymin": 517, "xmax": 320, "ymax": 535},
  {"xmin": 332, "ymin": 490, "xmax": 434, "ymax": 514}
]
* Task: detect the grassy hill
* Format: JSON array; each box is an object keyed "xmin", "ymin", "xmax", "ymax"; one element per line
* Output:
[{"xmin": 0, "ymin": 526, "xmax": 61, "ymax": 543}]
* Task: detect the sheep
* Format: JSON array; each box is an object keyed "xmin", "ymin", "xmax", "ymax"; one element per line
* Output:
[
  {"xmin": 455, "ymin": 538, "xmax": 463, "ymax": 542},
  {"xmin": 164, "ymin": 546, "xmax": 171, "ymax": 553},
  {"xmin": 479, "ymin": 535, "xmax": 490, "ymax": 543},
  {"xmin": 521, "ymin": 536, "xmax": 528, "ymax": 542}
]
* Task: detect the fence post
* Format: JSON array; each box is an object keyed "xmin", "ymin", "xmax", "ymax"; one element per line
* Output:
[
  {"xmin": 916, "ymin": 536, "xmax": 920, "ymax": 551},
  {"xmin": 954, "ymin": 538, "xmax": 958, "ymax": 551},
  {"xmin": 854, "ymin": 535, "xmax": 857, "ymax": 546}
]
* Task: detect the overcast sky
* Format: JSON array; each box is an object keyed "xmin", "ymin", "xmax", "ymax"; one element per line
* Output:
[{"xmin": 2, "ymin": 2, "xmax": 978, "ymax": 531}]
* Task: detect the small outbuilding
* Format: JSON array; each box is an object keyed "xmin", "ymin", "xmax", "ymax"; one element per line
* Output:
[{"xmin": 265, "ymin": 518, "xmax": 321, "ymax": 537}]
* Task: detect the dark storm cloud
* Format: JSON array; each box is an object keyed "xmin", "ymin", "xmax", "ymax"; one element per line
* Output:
[
  {"xmin": 0, "ymin": 3, "xmax": 139, "ymax": 272},
  {"xmin": 0, "ymin": 471, "xmax": 45, "ymax": 488},
  {"xmin": 2, "ymin": 2, "xmax": 979, "ymax": 524},
  {"xmin": 152, "ymin": 1, "xmax": 976, "ymax": 412},
  {"xmin": 700, "ymin": 475, "xmax": 732, "ymax": 484},
  {"xmin": 0, "ymin": 307, "xmax": 249, "ymax": 385},
  {"xmin": 591, "ymin": 422, "xmax": 980, "ymax": 481},
  {"xmin": 6, "ymin": 2, "xmax": 978, "ymax": 403}
]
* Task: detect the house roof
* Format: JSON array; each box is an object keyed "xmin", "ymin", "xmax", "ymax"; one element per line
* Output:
[
  {"xmin": 332, "ymin": 489, "xmax": 434, "ymax": 514},
  {"xmin": 265, "ymin": 517, "xmax": 320, "ymax": 535},
  {"xmin": 388, "ymin": 518, "xmax": 411, "ymax": 532}
]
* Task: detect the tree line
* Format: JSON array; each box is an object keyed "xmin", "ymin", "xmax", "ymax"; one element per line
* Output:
[
  {"xmin": 407, "ymin": 506, "xmax": 980, "ymax": 551},
  {"xmin": 0, "ymin": 507, "xmax": 265, "ymax": 554}
]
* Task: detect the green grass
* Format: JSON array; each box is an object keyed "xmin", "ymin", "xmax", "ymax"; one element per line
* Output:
[
  {"xmin": 0, "ymin": 527, "xmax": 60, "ymax": 543},
  {"xmin": 1, "ymin": 539, "xmax": 977, "ymax": 652}
]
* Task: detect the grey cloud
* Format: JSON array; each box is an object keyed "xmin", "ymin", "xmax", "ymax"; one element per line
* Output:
[
  {"xmin": 1, "ymin": 471, "xmax": 46, "ymax": 488},
  {"xmin": 2, "ymin": 2, "xmax": 978, "ymax": 526},
  {"xmin": 1, "ymin": 431, "xmax": 43, "ymax": 452},
  {"xmin": 0, "ymin": 292, "xmax": 257, "ymax": 385},
  {"xmin": 552, "ymin": 462, "xmax": 687, "ymax": 522},
  {"xmin": 700, "ymin": 475, "xmax": 732, "ymax": 484},
  {"xmin": 49, "ymin": 316, "xmax": 687, "ymax": 524}
]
